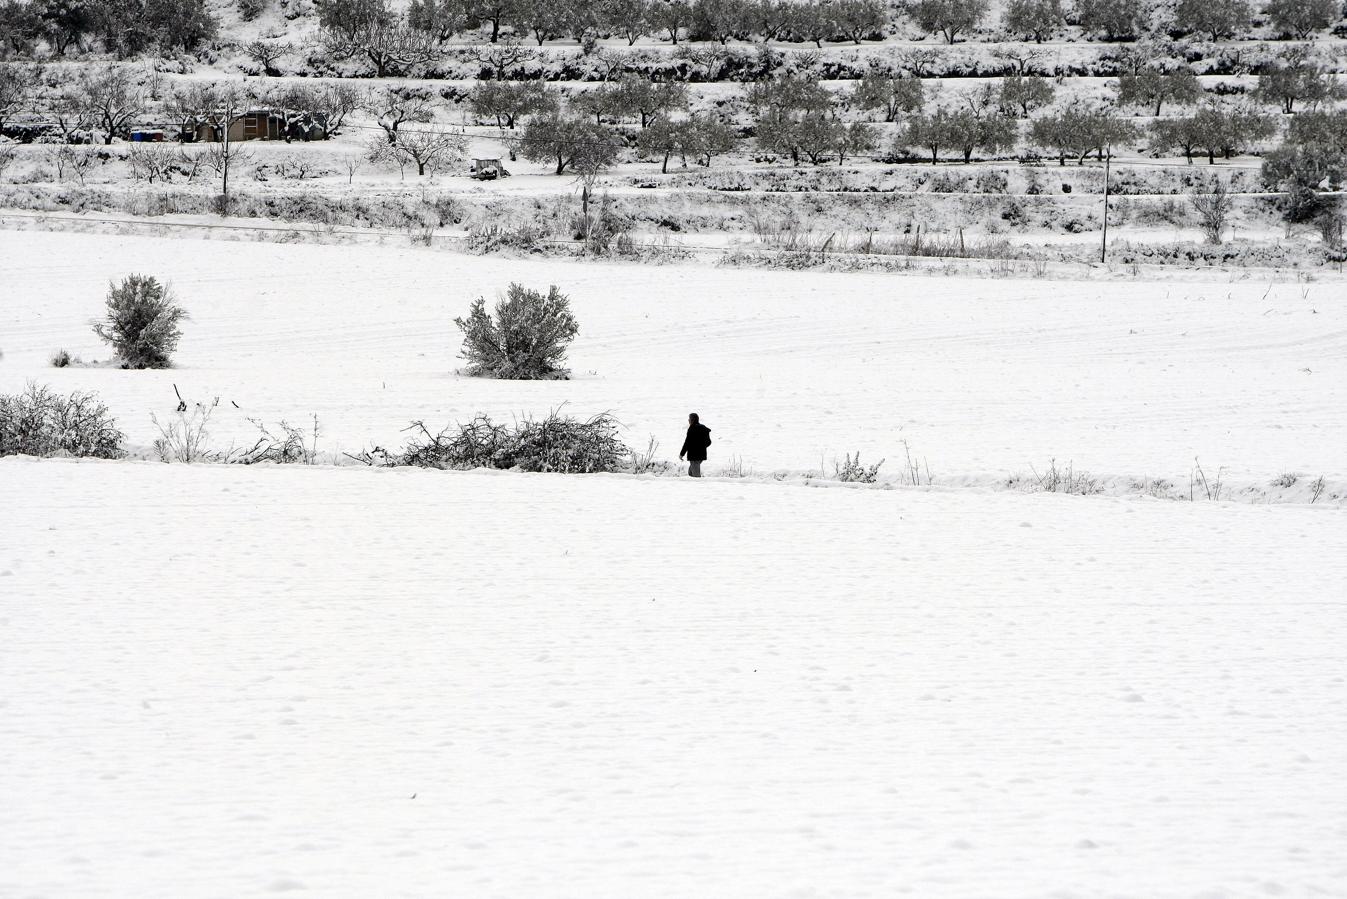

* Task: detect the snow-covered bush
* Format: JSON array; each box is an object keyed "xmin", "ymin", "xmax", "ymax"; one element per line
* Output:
[
  {"xmin": 466, "ymin": 221, "xmax": 548, "ymax": 254},
  {"xmin": 92, "ymin": 274, "xmax": 188, "ymax": 370},
  {"xmin": 387, "ymin": 411, "xmax": 631, "ymax": 473},
  {"xmin": 454, "ymin": 283, "xmax": 578, "ymax": 380},
  {"xmin": 0, "ymin": 383, "xmax": 124, "ymax": 459},
  {"xmin": 835, "ymin": 452, "xmax": 884, "ymax": 483}
]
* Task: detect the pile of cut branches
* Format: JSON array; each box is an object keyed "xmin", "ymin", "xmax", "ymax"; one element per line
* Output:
[{"xmin": 358, "ymin": 410, "xmax": 631, "ymax": 474}]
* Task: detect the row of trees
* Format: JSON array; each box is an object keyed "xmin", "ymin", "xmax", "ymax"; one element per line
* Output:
[
  {"xmin": 0, "ymin": 62, "xmax": 366, "ymax": 144},
  {"xmin": 1005, "ymin": 0, "xmax": 1342, "ymax": 43},
  {"xmin": 312, "ymin": 0, "xmax": 1346, "ymax": 55},
  {"xmin": 0, "ymin": 0, "xmax": 216, "ymax": 57},
  {"xmin": 488, "ymin": 71, "xmax": 1290, "ymax": 169}
]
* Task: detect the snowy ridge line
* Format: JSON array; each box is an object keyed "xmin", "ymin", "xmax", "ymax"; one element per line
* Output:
[
  {"xmin": 5, "ymin": 209, "xmax": 1339, "ymax": 283},
  {"xmin": 7, "ymin": 452, "xmax": 1339, "ymax": 508}
]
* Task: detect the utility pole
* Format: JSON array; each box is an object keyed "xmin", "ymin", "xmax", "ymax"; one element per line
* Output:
[
  {"xmin": 1100, "ymin": 146, "xmax": 1111, "ymax": 264},
  {"xmin": 221, "ymin": 97, "xmax": 232, "ymax": 216}
]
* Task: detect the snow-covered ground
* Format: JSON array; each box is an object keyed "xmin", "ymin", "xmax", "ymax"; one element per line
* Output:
[
  {"xmin": 3, "ymin": 227, "xmax": 1346, "ymax": 897},
  {"xmin": 1, "ymin": 228, "xmax": 1343, "ymax": 489},
  {"xmin": 2, "ymin": 457, "xmax": 1345, "ymax": 898}
]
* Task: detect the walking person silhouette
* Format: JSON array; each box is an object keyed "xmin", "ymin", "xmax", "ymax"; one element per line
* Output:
[{"xmin": 679, "ymin": 413, "xmax": 712, "ymax": 478}]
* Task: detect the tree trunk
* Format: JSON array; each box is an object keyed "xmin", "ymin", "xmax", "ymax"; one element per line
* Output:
[
  {"xmin": 418, "ymin": 161, "xmax": 427, "ymax": 174},
  {"xmin": 662, "ymin": 151, "xmax": 670, "ymax": 174},
  {"xmin": 582, "ymin": 183, "xmax": 590, "ymax": 243}
]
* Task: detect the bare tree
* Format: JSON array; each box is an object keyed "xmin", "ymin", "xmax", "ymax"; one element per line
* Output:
[
  {"xmin": 47, "ymin": 144, "xmax": 96, "ymax": 184},
  {"xmin": 472, "ymin": 39, "xmax": 536, "ymax": 79},
  {"xmin": 367, "ymin": 88, "xmax": 438, "ymax": 143},
  {"xmin": 272, "ymin": 82, "xmax": 365, "ymax": 137},
  {"xmin": 389, "ymin": 127, "xmax": 467, "ymax": 175},
  {"xmin": 0, "ymin": 63, "xmax": 39, "ymax": 136},
  {"xmin": 1189, "ymin": 177, "xmax": 1233, "ymax": 244},
  {"xmin": 365, "ymin": 134, "xmax": 408, "ymax": 179},
  {"xmin": 175, "ymin": 146, "xmax": 209, "ymax": 182},
  {"xmin": 323, "ymin": 14, "xmax": 439, "ymax": 77},
  {"xmin": 168, "ymin": 82, "xmax": 257, "ymax": 213},
  {"xmin": 78, "ymin": 65, "xmax": 154, "ymax": 145},
  {"xmin": 128, "ymin": 143, "xmax": 178, "ymax": 184},
  {"xmin": 992, "ymin": 46, "xmax": 1046, "ymax": 76},
  {"xmin": 342, "ymin": 154, "xmax": 363, "ymax": 184},
  {"xmin": 45, "ymin": 89, "xmax": 97, "ymax": 143},
  {"xmin": 245, "ymin": 40, "xmax": 290, "ymax": 77}
]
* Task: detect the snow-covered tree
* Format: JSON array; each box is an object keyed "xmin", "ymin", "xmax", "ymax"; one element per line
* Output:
[
  {"xmin": 907, "ymin": 0, "xmax": 989, "ymax": 44},
  {"xmin": 1002, "ymin": 0, "xmax": 1064, "ymax": 43},
  {"xmin": 1173, "ymin": 0, "xmax": 1250, "ymax": 41},
  {"xmin": 1118, "ymin": 68, "xmax": 1202, "ymax": 116},
  {"xmin": 1264, "ymin": 0, "xmax": 1338, "ymax": 39},
  {"xmin": 852, "ymin": 71, "xmax": 925, "ymax": 122}
]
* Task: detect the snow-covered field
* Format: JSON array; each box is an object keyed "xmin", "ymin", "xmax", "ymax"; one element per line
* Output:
[
  {"xmin": 3, "ymin": 457, "xmax": 1345, "ymax": 898},
  {"xmin": 2, "ymin": 229, "xmax": 1343, "ymax": 489},
  {"xmin": 2, "ymin": 228, "xmax": 1346, "ymax": 897}
]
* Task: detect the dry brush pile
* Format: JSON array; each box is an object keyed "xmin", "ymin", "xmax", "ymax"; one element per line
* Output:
[{"xmin": 356, "ymin": 411, "xmax": 633, "ymax": 474}]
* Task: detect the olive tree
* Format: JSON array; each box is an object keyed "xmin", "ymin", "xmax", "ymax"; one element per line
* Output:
[
  {"xmin": 1002, "ymin": 0, "xmax": 1064, "ymax": 43},
  {"xmin": 1075, "ymin": 0, "xmax": 1143, "ymax": 40},
  {"xmin": 1264, "ymin": 0, "xmax": 1337, "ymax": 39},
  {"xmin": 455, "ymin": 284, "xmax": 578, "ymax": 380},
  {"xmin": 907, "ymin": 0, "xmax": 989, "ymax": 43},
  {"xmin": 851, "ymin": 71, "xmax": 925, "ymax": 122},
  {"xmin": 1173, "ymin": 0, "xmax": 1250, "ymax": 41},
  {"xmin": 1117, "ymin": 69, "xmax": 1202, "ymax": 116},
  {"xmin": 92, "ymin": 275, "xmax": 189, "ymax": 370}
]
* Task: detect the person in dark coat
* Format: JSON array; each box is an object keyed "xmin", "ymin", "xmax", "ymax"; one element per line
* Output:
[{"xmin": 679, "ymin": 413, "xmax": 712, "ymax": 477}]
